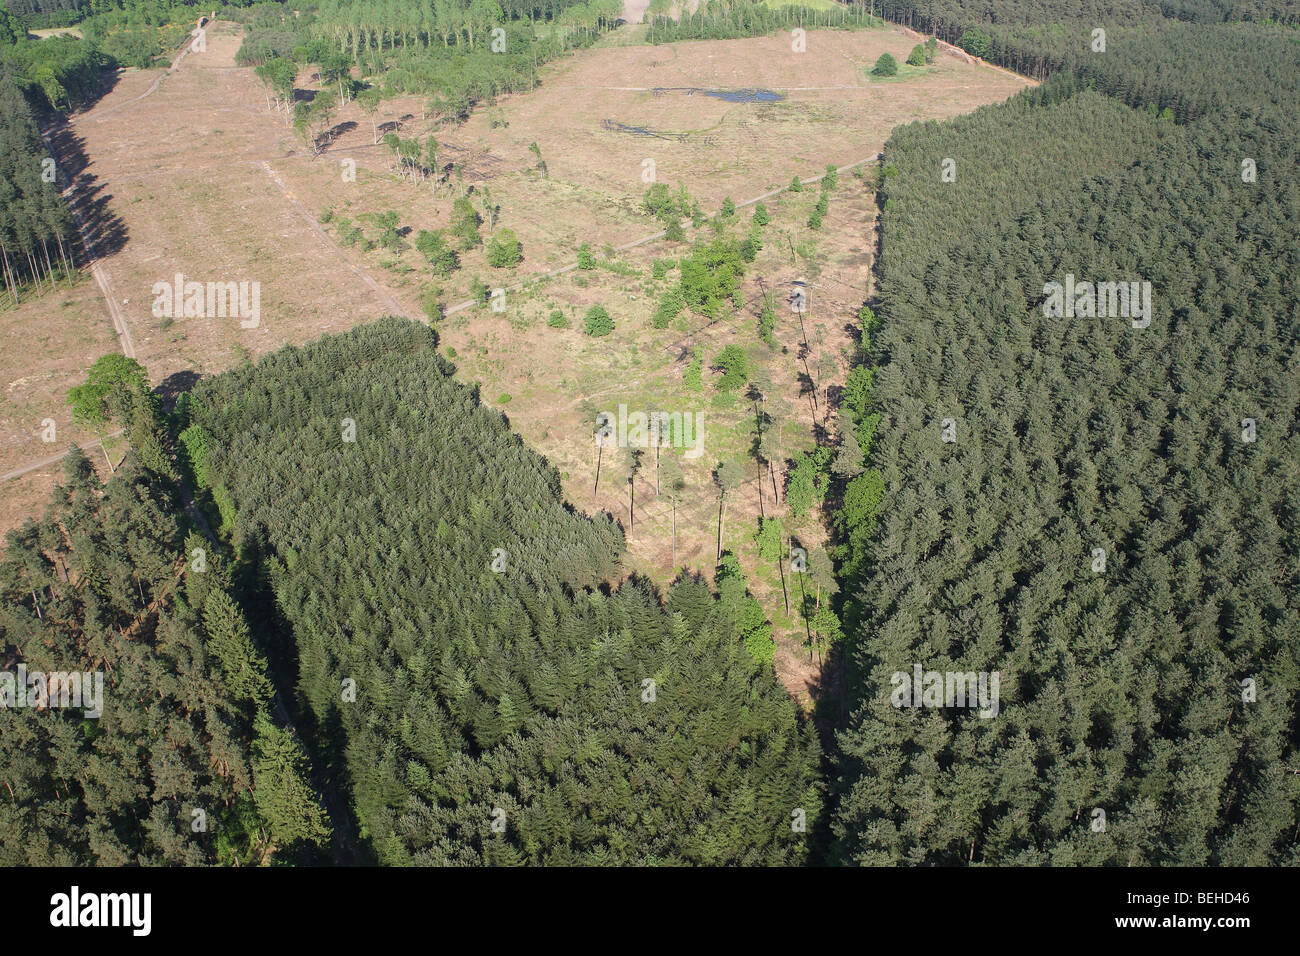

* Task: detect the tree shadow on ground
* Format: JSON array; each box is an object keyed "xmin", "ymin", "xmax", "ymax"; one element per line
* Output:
[
  {"xmin": 45, "ymin": 122, "xmax": 128, "ymax": 264},
  {"xmin": 155, "ymin": 370, "xmax": 201, "ymax": 413}
]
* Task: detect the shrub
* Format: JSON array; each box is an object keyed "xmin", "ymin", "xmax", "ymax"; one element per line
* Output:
[
  {"xmin": 583, "ymin": 305, "xmax": 614, "ymax": 337},
  {"xmin": 684, "ymin": 353, "xmax": 703, "ymax": 390},
  {"xmin": 752, "ymin": 203, "xmax": 770, "ymax": 226},
  {"xmin": 786, "ymin": 447, "xmax": 832, "ymax": 517},
  {"xmin": 547, "ymin": 309, "xmax": 569, "ymax": 328},
  {"xmin": 858, "ymin": 304, "xmax": 878, "ymax": 344},
  {"xmin": 421, "ymin": 290, "xmax": 444, "ymax": 322},
  {"xmin": 470, "ymin": 275, "xmax": 488, "ymax": 304},
  {"xmin": 643, "ymin": 182, "xmax": 677, "ymax": 221},
  {"xmin": 336, "ymin": 217, "xmax": 363, "ymax": 248},
  {"xmin": 450, "ymin": 197, "xmax": 482, "ymax": 249},
  {"xmin": 577, "ymin": 242, "xmax": 596, "ymax": 269},
  {"xmin": 415, "ymin": 229, "xmax": 459, "ymax": 276},
  {"xmin": 654, "ymin": 286, "xmax": 686, "ymax": 328},
  {"xmin": 679, "ymin": 236, "xmax": 746, "ymax": 317},
  {"xmin": 758, "ymin": 306, "xmax": 776, "ymax": 346},
  {"xmin": 485, "ymin": 229, "xmax": 522, "ymax": 268},
  {"xmin": 871, "ymin": 53, "xmax": 898, "ymax": 76},
  {"xmin": 756, "ymin": 516, "xmax": 784, "ymax": 563},
  {"xmin": 907, "ymin": 43, "xmax": 926, "ymax": 66},
  {"xmin": 369, "ymin": 210, "xmax": 405, "ymax": 251},
  {"xmin": 713, "ymin": 344, "xmax": 749, "ymax": 392},
  {"xmin": 957, "ymin": 29, "xmax": 990, "ymax": 59}
]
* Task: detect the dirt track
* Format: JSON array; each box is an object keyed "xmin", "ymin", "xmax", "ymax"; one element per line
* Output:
[{"xmin": 622, "ymin": 0, "xmax": 652, "ymax": 23}]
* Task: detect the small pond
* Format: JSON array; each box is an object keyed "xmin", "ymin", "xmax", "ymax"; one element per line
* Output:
[{"xmin": 701, "ymin": 88, "xmax": 784, "ymax": 103}]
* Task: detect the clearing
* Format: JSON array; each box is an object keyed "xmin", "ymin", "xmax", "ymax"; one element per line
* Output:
[{"xmin": 1, "ymin": 17, "xmax": 1031, "ymax": 707}]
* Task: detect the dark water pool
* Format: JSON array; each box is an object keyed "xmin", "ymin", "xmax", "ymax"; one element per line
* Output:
[{"xmin": 702, "ymin": 88, "xmax": 784, "ymax": 103}]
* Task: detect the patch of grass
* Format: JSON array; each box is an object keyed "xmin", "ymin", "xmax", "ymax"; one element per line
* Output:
[
  {"xmin": 597, "ymin": 260, "xmax": 640, "ymax": 278},
  {"xmin": 864, "ymin": 63, "xmax": 932, "ymax": 83}
]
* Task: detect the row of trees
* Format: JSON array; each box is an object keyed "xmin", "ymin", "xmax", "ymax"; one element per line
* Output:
[
  {"xmin": 646, "ymin": 1, "xmax": 880, "ymax": 43},
  {"xmin": 311, "ymin": 0, "xmax": 621, "ymax": 55},
  {"xmin": 237, "ymin": 1, "xmax": 616, "ymax": 131},
  {"xmin": 0, "ymin": 67, "xmax": 76, "ymax": 304}
]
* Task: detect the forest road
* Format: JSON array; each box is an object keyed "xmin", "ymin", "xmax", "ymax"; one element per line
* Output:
[{"xmin": 0, "ymin": 430, "xmax": 124, "ymax": 483}]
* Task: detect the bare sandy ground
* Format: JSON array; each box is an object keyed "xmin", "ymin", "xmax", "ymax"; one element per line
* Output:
[{"xmin": 622, "ymin": 0, "xmax": 652, "ymax": 23}]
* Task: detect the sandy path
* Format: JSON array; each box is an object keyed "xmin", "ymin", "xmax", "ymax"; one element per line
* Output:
[{"xmin": 622, "ymin": 0, "xmax": 652, "ymax": 23}]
